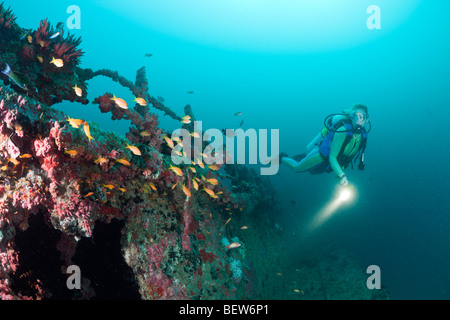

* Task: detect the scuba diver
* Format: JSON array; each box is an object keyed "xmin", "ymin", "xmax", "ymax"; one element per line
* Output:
[{"xmin": 280, "ymin": 104, "xmax": 370, "ymax": 186}]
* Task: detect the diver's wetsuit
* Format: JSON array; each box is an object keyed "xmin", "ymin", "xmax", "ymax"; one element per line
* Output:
[{"xmin": 282, "ymin": 124, "xmax": 362, "ymax": 178}]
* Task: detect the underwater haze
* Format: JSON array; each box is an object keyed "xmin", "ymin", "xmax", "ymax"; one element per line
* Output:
[{"xmin": 9, "ymin": 0, "xmax": 450, "ymax": 299}]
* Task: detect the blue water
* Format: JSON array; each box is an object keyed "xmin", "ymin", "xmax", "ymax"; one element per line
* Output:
[{"xmin": 10, "ymin": 0, "xmax": 450, "ymax": 299}]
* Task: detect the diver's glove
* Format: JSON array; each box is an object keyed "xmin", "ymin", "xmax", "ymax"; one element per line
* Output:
[{"xmin": 339, "ymin": 174, "xmax": 349, "ymax": 186}]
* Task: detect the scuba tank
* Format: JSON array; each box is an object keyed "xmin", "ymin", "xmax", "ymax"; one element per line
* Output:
[{"xmin": 320, "ymin": 113, "xmax": 371, "ymax": 171}]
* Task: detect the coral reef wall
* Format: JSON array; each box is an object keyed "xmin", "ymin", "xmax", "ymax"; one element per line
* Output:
[{"xmin": 0, "ymin": 3, "xmax": 282, "ymax": 299}]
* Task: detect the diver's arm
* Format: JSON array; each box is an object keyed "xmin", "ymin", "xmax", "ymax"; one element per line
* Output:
[{"xmin": 328, "ymin": 129, "xmax": 347, "ymax": 179}]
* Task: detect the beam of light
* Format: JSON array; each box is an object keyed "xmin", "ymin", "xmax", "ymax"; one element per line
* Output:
[{"xmin": 309, "ymin": 184, "xmax": 356, "ymax": 231}]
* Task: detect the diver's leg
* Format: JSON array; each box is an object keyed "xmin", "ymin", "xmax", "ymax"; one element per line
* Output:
[
  {"xmin": 282, "ymin": 148, "xmax": 324, "ymax": 173},
  {"xmin": 306, "ymin": 132, "xmax": 324, "ymax": 153}
]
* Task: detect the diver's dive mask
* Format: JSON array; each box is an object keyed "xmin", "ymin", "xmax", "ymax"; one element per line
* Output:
[{"xmin": 350, "ymin": 110, "xmax": 367, "ymax": 126}]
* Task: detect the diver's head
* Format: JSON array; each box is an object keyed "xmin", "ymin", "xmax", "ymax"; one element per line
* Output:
[{"xmin": 349, "ymin": 104, "xmax": 369, "ymax": 129}]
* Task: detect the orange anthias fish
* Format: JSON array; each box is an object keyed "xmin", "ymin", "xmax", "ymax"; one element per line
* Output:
[
  {"xmin": 203, "ymin": 187, "xmax": 217, "ymax": 198},
  {"xmin": 126, "ymin": 144, "xmax": 141, "ymax": 156},
  {"xmin": 192, "ymin": 180, "xmax": 199, "ymax": 190},
  {"xmin": 182, "ymin": 184, "xmax": 191, "ymax": 197},
  {"xmin": 64, "ymin": 150, "xmax": 78, "ymax": 156},
  {"xmin": 67, "ymin": 116, "xmax": 84, "ymax": 128},
  {"xmin": 103, "ymin": 184, "xmax": 115, "ymax": 190},
  {"xmin": 206, "ymin": 178, "xmax": 218, "ymax": 185},
  {"xmin": 163, "ymin": 136, "xmax": 174, "ymax": 148},
  {"xmin": 116, "ymin": 158, "xmax": 131, "ymax": 166},
  {"xmin": 169, "ymin": 165, "xmax": 183, "ymax": 177},
  {"xmin": 50, "ymin": 57, "xmax": 64, "ymax": 67},
  {"xmin": 226, "ymin": 242, "xmax": 241, "ymax": 250},
  {"xmin": 148, "ymin": 182, "xmax": 157, "ymax": 191},
  {"xmin": 133, "ymin": 96, "xmax": 147, "ymax": 106},
  {"xmin": 83, "ymin": 121, "xmax": 94, "ymax": 142},
  {"xmin": 19, "ymin": 154, "xmax": 32, "ymax": 159},
  {"xmin": 110, "ymin": 95, "xmax": 128, "ymax": 109},
  {"xmin": 73, "ymin": 84, "xmax": 82, "ymax": 97},
  {"xmin": 208, "ymin": 165, "xmax": 219, "ymax": 170},
  {"xmin": 140, "ymin": 131, "xmax": 151, "ymax": 137},
  {"xmin": 94, "ymin": 156, "xmax": 108, "ymax": 165}
]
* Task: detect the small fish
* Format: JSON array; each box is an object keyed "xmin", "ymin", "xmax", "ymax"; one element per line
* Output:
[
  {"xmin": 182, "ymin": 184, "xmax": 191, "ymax": 197},
  {"xmin": 187, "ymin": 91, "xmax": 194, "ymax": 94},
  {"xmin": 189, "ymin": 167, "xmax": 196, "ymax": 173},
  {"xmin": 203, "ymin": 187, "xmax": 216, "ymax": 198},
  {"xmin": 181, "ymin": 118, "xmax": 191, "ymax": 124},
  {"xmin": 240, "ymin": 226, "xmax": 249, "ymax": 230},
  {"xmin": 1, "ymin": 63, "xmax": 26, "ymax": 89},
  {"xmin": 190, "ymin": 132, "xmax": 200, "ymax": 138},
  {"xmin": 37, "ymin": 55, "xmax": 43, "ymax": 63},
  {"xmin": 226, "ymin": 242, "xmax": 241, "ymax": 250},
  {"xmin": 8, "ymin": 158, "xmax": 19, "ymax": 165},
  {"xmin": 126, "ymin": 144, "xmax": 141, "ymax": 156},
  {"xmin": 27, "ymin": 35, "xmax": 32, "ymax": 43},
  {"xmin": 140, "ymin": 131, "xmax": 151, "ymax": 137},
  {"xmin": 224, "ymin": 217, "xmax": 231, "ymax": 226},
  {"xmin": 118, "ymin": 187, "xmax": 126, "ymax": 192},
  {"xmin": 67, "ymin": 116, "xmax": 84, "ymax": 128},
  {"xmin": 49, "ymin": 31, "xmax": 60, "ymax": 39},
  {"xmin": 208, "ymin": 165, "xmax": 219, "ymax": 171},
  {"xmin": 73, "ymin": 84, "xmax": 82, "ymax": 97},
  {"xmin": 20, "ymin": 29, "xmax": 32, "ymax": 40},
  {"xmin": 182, "ymin": 115, "xmax": 191, "ymax": 120},
  {"xmin": 276, "ymin": 273, "xmax": 282, "ymax": 276},
  {"xmin": 133, "ymin": 96, "xmax": 147, "ymax": 106},
  {"xmin": 169, "ymin": 165, "xmax": 183, "ymax": 177},
  {"xmin": 103, "ymin": 184, "xmax": 115, "ymax": 190},
  {"xmin": 197, "ymin": 161, "xmax": 205, "ymax": 169},
  {"xmin": 39, "ymin": 40, "xmax": 45, "ymax": 47},
  {"xmin": 83, "ymin": 121, "xmax": 94, "ymax": 142},
  {"xmin": 172, "ymin": 181, "xmax": 179, "ymax": 190},
  {"xmin": 116, "ymin": 158, "xmax": 131, "ymax": 166},
  {"xmin": 144, "ymin": 53, "xmax": 153, "ymax": 57},
  {"xmin": 172, "ymin": 136, "xmax": 181, "ymax": 143},
  {"xmin": 235, "ymin": 112, "xmax": 242, "ymax": 116},
  {"xmin": 83, "ymin": 192, "xmax": 94, "ymax": 197},
  {"xmin": 206, "ymin": 178, "xmax": 218, "ymax": 185},
  {"xmin": 19, "ymin": 154, "xmax": 32, "ymax": 159},
  {"xmin": 148, "ymin": 182, "xmax": 157, "ymax": 191},
  {"xmin": 50, "ymin": 57, "xmax": 64, "ymax": 68},
  {"xmin": 293, "ymin": 289, "xmax": 304, "ymax": 295},
  {"xmin": 239, "ymin": 120, "xmax": 244, "ymax": 127},
  {"xmin": 110, "ymin": 95, "xmax": 128, "ymax": 109},
  {"xmin": 94, "ymin": 156, "xmax": 108, "ymax": 165},
  {"xmin": 64, "ymin": 150, "xmax": 78, "ymax": 156},
  {"xmin": 163, "ymin": 136, "xmax": 174, "ymax": 148},
  {"xmin": 157, "ymin": 96, "xmax": 165, "ymax": 103},
  {"xmin": 173, "ymin": 150, "xmax": 183, "ymax": 157},
  {"xmin": 192, "ymin": 180, "xmax": 199, "ymax": 190}
]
